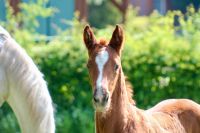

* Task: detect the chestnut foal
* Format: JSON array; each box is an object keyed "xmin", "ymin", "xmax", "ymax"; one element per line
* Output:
[{"xmin": 83, "ymin": 25, "xmax": 200, "ymax": 133}]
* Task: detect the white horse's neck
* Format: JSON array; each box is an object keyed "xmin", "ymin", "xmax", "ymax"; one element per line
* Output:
[
  {"xmin": 7, "ymin": 84, "xmax": 55, "ymax": 133},
  {"xmin": 0, "ymin": 28, "xmax": 55, "ymax": 133}
]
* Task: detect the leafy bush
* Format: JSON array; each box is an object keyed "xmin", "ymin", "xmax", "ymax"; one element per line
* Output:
[
  {"xmin": 123, "ymin": 7, "xmax": 200, "ymax": 108},
  {"xmin": 30, "ymin": 35, "xmax": 94, "ymax": 133}
]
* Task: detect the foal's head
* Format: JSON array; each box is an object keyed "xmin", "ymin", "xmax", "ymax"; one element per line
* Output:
[{"xmin": 83, "ymin": 25, "xmax": 124, "ymax": 112}]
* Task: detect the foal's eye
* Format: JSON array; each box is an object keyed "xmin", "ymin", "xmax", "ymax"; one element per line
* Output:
[{"xmin": 114, "ymin": 64, "xmax": 119, "ymax": 71}]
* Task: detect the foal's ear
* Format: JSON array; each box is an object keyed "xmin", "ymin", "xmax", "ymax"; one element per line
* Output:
[
  {"xmin": 83, "ymin": 25, "xmax": 96, "ymax": 50},
  {"xmin": 109, "ymin": 25, "xmax": 124, "ymax": 54}
]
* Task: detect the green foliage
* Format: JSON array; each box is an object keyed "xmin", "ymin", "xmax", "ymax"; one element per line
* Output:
[
  {"xmin": 1, "ymin": 3, "xmax": 200, "ymax": 133},
  {"xmin": 1, "ymin": 0, "xmax": 55, "ymax": 48},
  {"xmin": 20, "ymin": 0, "xmax": 54, "ymax": 31},
  {"xmin": 123, "ymin": 7, "xmax": 200, "ymax": 108},
  {"xmin": 0, "ymin": 104, "xmax": 20, "ymax": 133}
]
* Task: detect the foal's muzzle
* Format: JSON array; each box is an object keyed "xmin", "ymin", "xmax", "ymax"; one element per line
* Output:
[{"xmin": 93, "ymin": 87, "xmax": 109, "ymax": 109}]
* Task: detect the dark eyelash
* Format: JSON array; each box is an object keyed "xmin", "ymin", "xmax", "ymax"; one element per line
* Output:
[
  {"xmin": 87, "ymin": 63, "xmax": 90, "ymax": 68},
  {"xmin": 114, "ymin": 64, "xmax": 119, "ymax": 71}
]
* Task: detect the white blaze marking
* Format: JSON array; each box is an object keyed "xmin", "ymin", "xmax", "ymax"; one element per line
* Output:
[{"xmin": 95, "ymin": 50, "xmax": 109, "ymax": 91}]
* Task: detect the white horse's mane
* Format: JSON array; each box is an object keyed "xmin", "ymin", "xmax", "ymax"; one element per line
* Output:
[{"xmin": 0, "ymin": 26, "xmax": 55, "ymax": 133}]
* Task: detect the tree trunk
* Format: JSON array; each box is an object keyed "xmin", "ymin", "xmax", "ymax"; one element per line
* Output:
[
  {"xmin": 9, "ymin": 0, "xmax": 20, "ymax": 15},
  {"xmin": 75, "ymin": 0, "xmax": 88, "ymax": 20}
]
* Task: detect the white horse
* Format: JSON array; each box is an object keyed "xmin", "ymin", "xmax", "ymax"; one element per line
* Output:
[{"xmin": 0, "ymin": 26, "xmax": 55, "ymax": 133}]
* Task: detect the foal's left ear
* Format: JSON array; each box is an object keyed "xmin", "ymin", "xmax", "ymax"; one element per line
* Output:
[
  {"xmin": 109, "ymin": 25, "xmax": 124, "ymax": 55},
  {"xmin": 83, "ymin": 25, "xmax": 96, "ymax": 50}
]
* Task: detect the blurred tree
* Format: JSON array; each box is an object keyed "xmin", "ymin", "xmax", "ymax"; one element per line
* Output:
[
  {"xmin": 87, "ymin": 0, "xmax": 130, "ymax": 28},
  {"xmin": 9, "ymin": 0, "xmax": 20, "ymax": 15},
  {"xmin": 110, "ymin": 0, "xmax": 129, "ymax": 22},
  {"xmin": 130, "ymin": 0, "xmax": 153, "ymax": 15},
  {"xmin": 88, "ymin": 1, "xmax": 121, "ymax": 28}
]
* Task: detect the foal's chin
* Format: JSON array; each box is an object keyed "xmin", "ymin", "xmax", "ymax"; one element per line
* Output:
[{"xmin": 93, "ymin": 101, "xmax": 111, "ymax": 113}]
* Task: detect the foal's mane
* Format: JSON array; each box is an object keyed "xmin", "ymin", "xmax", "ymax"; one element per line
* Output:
[
  {"xmin": 125, "ymin": 79, "xmax": 135, "ymax": 105},
  {"xmin": 98, "ymin": 39, "xmax": 135, "ymax": 105}
]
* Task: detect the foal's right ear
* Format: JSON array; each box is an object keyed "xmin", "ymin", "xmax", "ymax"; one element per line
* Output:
[
  {"xmin": 83, "ymin": 25, "xmax": 96, "ymax": 50},
  {"xmin": 109, "ymin": 25, "xmax": 124, "ymax": 55}
]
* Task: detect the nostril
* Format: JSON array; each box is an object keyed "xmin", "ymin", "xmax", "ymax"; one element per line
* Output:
[
  {"xmin": 93, "ymin": 96, "xmax": 99, "ymax": 103},
  {"xmin": 104, "ymin": 93, "xmax": 109, "ymax": 102}
]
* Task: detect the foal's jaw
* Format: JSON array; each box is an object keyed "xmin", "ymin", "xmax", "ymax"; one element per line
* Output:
[{"xmin": 93, "ymin": 95, "xmax": 111, "ymax": 112}]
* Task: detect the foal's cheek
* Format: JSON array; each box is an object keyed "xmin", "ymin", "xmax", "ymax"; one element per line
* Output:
[
  {"xmin": 108, "ymin": 75, "xmax": 117, "ymax": 92},
  {"xmin": 114, "ymin": 73, "xmax": 119, "ymax": 85},
  {"xmin": 88, "ymin": 72, "xmax": 96, "ymax": 90}
]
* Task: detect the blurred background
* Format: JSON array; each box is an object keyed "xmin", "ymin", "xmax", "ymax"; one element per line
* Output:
[{"xmin": 0, "ymin": 0, "xmax": 200, "ymax": 132}]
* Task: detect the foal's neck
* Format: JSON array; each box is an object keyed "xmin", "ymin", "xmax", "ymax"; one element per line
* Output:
[
  {"xmin": 112, "ymin": 69, "xmax": 130, "ymax": 111},
  {"xmin": 95, "ymin": 69, "xmax": 136, "ymax": 133},
  {"xmin": 7, "ymin": 82, "xmax": 55, "ymax": 133}
]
